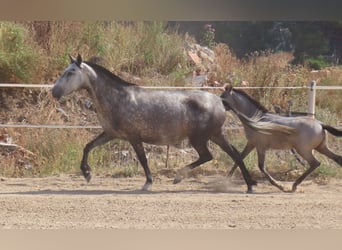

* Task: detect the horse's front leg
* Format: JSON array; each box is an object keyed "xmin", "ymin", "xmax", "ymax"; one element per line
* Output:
[
  {"xmin": 210, "ymin": 135, "xmax": 256, "ymax": 193},
  {"xmin": 256, "ymin": 148, "xmax": 286, "ymax": 192},
  {"xmin": 130, "ymin": 141, "xmax": 153, "ymax": 191},
  {"xmin": 227, "ymin": 143, "xmax": 255, "ymax": 177},
  {"xmin": 173, "ymin": 137, "xmax": 214, "ymax": 185},
  {"xmin": 80, "ymin": 132, "xmax": 113, "ymax": 182}
]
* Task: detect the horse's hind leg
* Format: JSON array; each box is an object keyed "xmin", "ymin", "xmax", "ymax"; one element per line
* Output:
[
  {"xmin": 316, "ymin": 142, "xmax": 342, "ymax": 166},
  {"xmin": 130, "ymin": 141, "xmax": 153, "ymax": 191},
  {"xmin": 227, "ymin": 143, "xmax": 255, "ymax": 177},
  {"xmin": 291, "ymin": 149, "xmax": 320, "ymax": 192},
  {"xmin": 211, "ymin": 134, "xmax": 256, "ymax": 193},
  {"xmin": 173, "ymin": 139, "xmax": 213, "ymax": 184},
  {"xmin": 81, "ymin": 132, "xmax": 113, "ymax": 182},
  {"xmin": 256, "ymin": 148, "xmax": 286, "ymax": 192},
  {"xmin": 292, "ymin": 142, "xmax": 342, "ymax": 192}
]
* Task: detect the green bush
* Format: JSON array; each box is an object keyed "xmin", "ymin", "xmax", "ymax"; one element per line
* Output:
[
  {"xmin": 102, "ymin": 21, "xmax": 188, "ymax": 77},
  {"xmin": 306, "ymin": 56, "xmax": 331, "ymax": 70},
  {"xmin": 0, "ymin": 22, "xmax": 43, "ymax": 82}
]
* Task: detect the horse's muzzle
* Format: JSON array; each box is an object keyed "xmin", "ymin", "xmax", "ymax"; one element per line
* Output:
[{"xmin": 51, "ymin": 86, "xmax": 63, "ymax": 100}]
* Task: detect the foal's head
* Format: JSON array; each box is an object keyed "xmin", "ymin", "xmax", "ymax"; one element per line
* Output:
[
  {"xmin": 52, "ymin": 54, "xmax": 96, "ymax": 99},
  {"xmin": 220, "ymin": 85, "xmax": 268, "ymax": 117},
  {"xmin": 220, "ymin": 85, "xmax": 234, "ymax": 111}
]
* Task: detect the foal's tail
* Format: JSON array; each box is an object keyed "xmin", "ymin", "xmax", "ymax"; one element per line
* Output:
[{"xmin": 322, "ymin": 124, "xmax": 342, "ymax": 137}]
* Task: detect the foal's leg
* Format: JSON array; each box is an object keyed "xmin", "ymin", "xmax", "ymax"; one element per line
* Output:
[
  {"xmin": 130, "ymin": 141, "xmax": 153, "ymax": 191},
  {"xmin": 173, "ymin": 139, "xmax": 213, "ymax": 184},
  {"xmin": 291, "ymin": 149, "xmax": 320, "ymax": 192},
  {"xmin": 256, "ymin": 148, "xmax": 286, "ymax": 192},
  {"xmin": 316, "ymin": 143, "xmax": 342, "ymax": 166},
  {"xmin": 81, "ymin": 132, "xmax": 113, "ymax": 182},
  {"xmin": 292, "ymin": 142, "xmax": 342, "ymax": 192},
  {"xmin": 211, "ymin": 135, "xmax": 256, "ymax": 193},
  {"xmin": 227, "ymin": 143, "xmax": 255, "ymax": 177}
]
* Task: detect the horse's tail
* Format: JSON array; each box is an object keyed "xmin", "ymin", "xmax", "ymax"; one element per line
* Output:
[
  {"xmin": 322, "ymin": 124, "xmax": 342, "ymax": 137},
  {"xmin": 233, "ymin": 109, "xmax": 296, "ymax": 135}
]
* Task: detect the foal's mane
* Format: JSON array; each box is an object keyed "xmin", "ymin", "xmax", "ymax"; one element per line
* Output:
[
  {"xmin": 233, "ymin": 88, "xmax": 269, "ymax": 112},
  {"xmin": 84, "ymin": 61, "xmax": 137, "ymax": 87}
]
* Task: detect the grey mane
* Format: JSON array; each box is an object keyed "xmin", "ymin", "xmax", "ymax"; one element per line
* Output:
[
  {"xmin": 233, "ymin": 88, "xmax": 269, "ymax": 113},
  {"xmin": 84, "ymin": 61, "xmax": 137, "ymax": 88}
]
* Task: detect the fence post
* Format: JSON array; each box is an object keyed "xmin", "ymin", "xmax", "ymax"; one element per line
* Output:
[{"xmin": 307, "ymin": 80, "xmax": 316, "ymax": 118}]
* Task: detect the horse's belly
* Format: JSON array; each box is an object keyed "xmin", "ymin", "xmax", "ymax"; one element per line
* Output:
[
  {"xmin": 140, "ymin": 128, "xmax": 188, "ymax": 145},
  {"xmin": 247, "ymin": 134, "xmax": 294, "ymax": 150}
]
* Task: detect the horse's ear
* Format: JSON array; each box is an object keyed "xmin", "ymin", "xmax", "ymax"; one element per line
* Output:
[
  {"xmin": 224, "ymin": 84, "xmax": 233, "ymax": 93},
  {"xmin": 76, "ymin": 54, "xmax": 82, "ymax": 67},
  {"xmin": 69, "ymin": 54, "xmax": 76, "ymax": 63}
]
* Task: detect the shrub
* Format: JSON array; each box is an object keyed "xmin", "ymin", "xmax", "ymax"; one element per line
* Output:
[
  {"xmin": 0, "ymin": 22, "xmax": 44, "ymax": 82},
  {"xmin": 305, "ymin": 56, "xmax": 331, "ymax": 70},
  {"xmin": 102, "ymin": 21, "xmax": 189, "ymax": 77}
]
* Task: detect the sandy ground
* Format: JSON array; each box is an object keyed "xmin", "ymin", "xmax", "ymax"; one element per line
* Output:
[{"xmin": 0, "ymin": 174, "xmax": 341, "ymax": 229}]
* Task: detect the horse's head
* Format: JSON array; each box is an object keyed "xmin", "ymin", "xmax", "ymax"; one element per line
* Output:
[
  {"xmin": 52, "ymin": 54, "xmax": 95, "ymax": 99},
  {"xmin": 220, "ymin": 84, "xmax": 268, "ymax": 117}
]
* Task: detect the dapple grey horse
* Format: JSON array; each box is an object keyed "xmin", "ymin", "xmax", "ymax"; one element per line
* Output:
[
  {"xmin": 221, "ymin": 85, "xmax": 342, "ymax": 192},
  {"xmin": 52, "ymin": 54, "xmax": 257, "ymax": 192}
]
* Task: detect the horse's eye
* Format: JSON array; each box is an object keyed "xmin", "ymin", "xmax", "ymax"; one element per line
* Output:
[{"xmin": 66, "ymin": 70, "xmax": 74, "ymax": 77}]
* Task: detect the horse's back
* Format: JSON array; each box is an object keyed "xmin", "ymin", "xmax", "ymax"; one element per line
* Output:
[
  {"xmin": 111, "ymin": 88, "xmax": 226, "ymax": 145},
  {"xmin": 253, "ymin": 114, "xmax": 325, "ymax": 149},
  {"xmin": 265, "ymin": 114, "xmax": 323, "ymax": 133}
]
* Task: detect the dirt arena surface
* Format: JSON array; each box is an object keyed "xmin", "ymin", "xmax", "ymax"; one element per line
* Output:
[{"xmin": 0, "ymin": 174, "xmax": 341, "ymax": 229}]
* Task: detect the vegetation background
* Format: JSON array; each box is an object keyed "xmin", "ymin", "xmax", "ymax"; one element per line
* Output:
[{"xmin": 0, "ymin": 21, "xmax": 341, "ymax": 182}]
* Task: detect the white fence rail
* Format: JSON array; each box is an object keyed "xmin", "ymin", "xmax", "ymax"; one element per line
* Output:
[{"xmin": 0, "ymin": 81, "xmax": 341, "ymax": 130}]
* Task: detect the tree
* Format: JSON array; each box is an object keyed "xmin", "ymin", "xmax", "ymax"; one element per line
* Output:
[{"xmin": 171, "ymin": 21, "xmax": 342, "ymax": 67}]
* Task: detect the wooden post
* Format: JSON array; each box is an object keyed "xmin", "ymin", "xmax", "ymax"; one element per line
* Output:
[
  {"xmin": 165, "ymin": 145, "xmax": 170, "ymax": 168},
  {"xmin": 308, "ymin": 80, "xmax": 316, "ymax": 118}
]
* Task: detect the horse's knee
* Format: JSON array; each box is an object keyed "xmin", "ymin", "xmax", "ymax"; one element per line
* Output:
[{"xmin": 336, "ymin": 156, "xmax": 342, "ymax": 166}]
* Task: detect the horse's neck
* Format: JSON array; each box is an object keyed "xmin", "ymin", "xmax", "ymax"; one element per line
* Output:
[
  {"xmin": 87, "ymin": 73, "xmax": 128, "ymax": 110},
  {"xmin": 234, "ymin": 93, "xmax": 262, "ymax": 118}
]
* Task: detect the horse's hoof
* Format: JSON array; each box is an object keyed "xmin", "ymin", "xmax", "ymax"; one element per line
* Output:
[
  {"xmin": 84, "ymin": 171, "xmax": 92, "ymax": 183},
  {"xmin": 173, "ymin": 175, "xmax": 182, "ymax": 184},
  {"xmin": 246, "ymin": 188, "xmax": 253, "ymax": 194},
  {"xmin": 142, "ymin": 183, "xmax": 152, "ymax": 191},
  {"xmin": 174, "ymin": 169, "xmax": 187, "ymax": 184}
]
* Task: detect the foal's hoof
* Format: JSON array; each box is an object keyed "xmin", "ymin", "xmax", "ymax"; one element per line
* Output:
[
  {"xmin": 173, "ymin": 175, "xmax": 182, "ymax": 184},
  {"xmin": 173, "ymin": 170, "xmax": 186, "ymax": 184}
]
